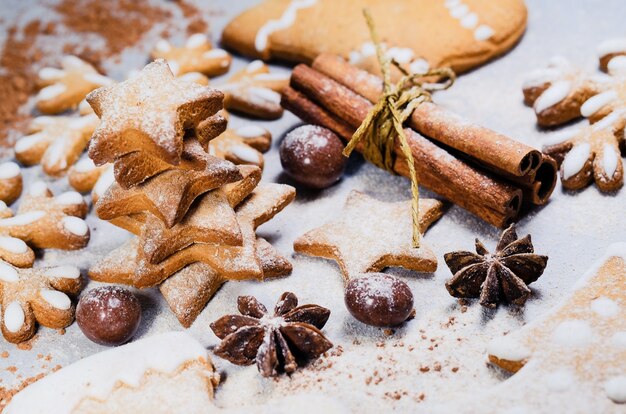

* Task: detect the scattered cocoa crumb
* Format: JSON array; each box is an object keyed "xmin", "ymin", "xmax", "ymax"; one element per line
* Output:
[
  {"xmin": 451, "ymin": 366, "xmax": 459, "ymax": 373},
  {"xmin": 418, "ymin": 393, "xmax": 426, "ymax": 401},
  {"xmin": 56, "ymin": 328, "xmax": 66, "ymax": 335},
  {"xmin": 433, "ymin": 362, "xmax": 442, "ymax": 372},
  {"xmin": 365, "ymin": 376, "xmax": 372, "ymax": 385},
  {"xmin": 0, "ymin": 352, "xmax": 8, "ymax": 359},
  {"xmin": 460, "ymin": 305, "xmax": 468, "ymax": 313},
  {"xmin": 5, "ymin": 366, "xmax": 17, "ymax": 374},
  {"xmin": 419, "ymin": 365, "xmax": 430, "ymax": 373},
  {"xmin": 383, "ymin": 329, "xmax": 394, "ymax": 336}
]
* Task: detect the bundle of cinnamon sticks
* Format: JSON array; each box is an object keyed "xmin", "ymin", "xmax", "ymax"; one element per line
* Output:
[{"xmin": 281, "ymin": 54, "xmax": 557, "ymax": 228}]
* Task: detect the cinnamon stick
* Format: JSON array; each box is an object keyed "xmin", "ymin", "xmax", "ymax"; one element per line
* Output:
[
  {"xmin": 312, "ymin": 54, "xmax": 543, "ymax": 178},
  {"xmin": 283, "ymin": 81, "xmax": 522, "ymax": 227}
]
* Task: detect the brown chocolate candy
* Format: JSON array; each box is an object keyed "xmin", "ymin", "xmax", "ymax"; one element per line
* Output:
[
  {"xmin": 344, "ymin": 273, "xmax": 414, "ymax": 327},
  {"xmin": 77, "ymin": 286, "xmax": 141, "ymax": 346},
  {"xmin": 279, "ymin": 125, "xmax": 346, "ymax": 189}
]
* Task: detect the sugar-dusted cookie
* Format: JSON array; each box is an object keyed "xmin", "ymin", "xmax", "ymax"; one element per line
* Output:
[
  {"xmin": 294, "ymin": 191, "xmax": 444, "ymax": 278},
  {"xmin": 90, "ymin": 184, "xmax": 295, "ymax": 288},
  {"xmin": 161, "ymin": 238, "xmax": 292, "ymax": 327},
  {"xmin": 4, "ymin": 332, "xmax": 219, "ymax": 413},
  {"xmin": 209, "ymin": 125, "xmax": 272, "ymax": 168},
  {"xmin": 36, "ymin": 55, "xmax": 113, "ymax": 115},
  {"xmin": 86, "ymin": 59, "xmax": 223, "ymax": 165},
  {"xmin": 151, "ymin": 33, "xmax": 232, "ymax": 77},
  {"xmin": 485, "ymin": 243, "xmax": 626, "ymax": 410},
  {"xmin": 0, "ymin": 182, "xmax": 90, "ymax": 251},
  {"xmin": 15, "ymin": 114, "xmax": 100, "ymax": 177},
  {"xmin": 0, "ymin": 162, "xmax": 23, "ymax": 205},
  {"xmin": 222, "ymin": 0, "xmax": 527, "ymax": 74},
  {"xmin": 95, "ymin": 157, "xmax": 241, "ymax": 228},
  {"xmin": 0, "ymin": 261, "xmax": 82, "ymax": 343},
  {"xmin": 219, "ymin": 60, "xmax": 289, "ymax": 119}
]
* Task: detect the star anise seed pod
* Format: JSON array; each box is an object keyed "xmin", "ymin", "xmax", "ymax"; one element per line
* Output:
[
  {"xmin": 444, "ymin": 224, "xmax": 548, "ymax": 308},
  {"xmin": 210, "ymin": 292, "xmax": 332, "ymax": 377}
]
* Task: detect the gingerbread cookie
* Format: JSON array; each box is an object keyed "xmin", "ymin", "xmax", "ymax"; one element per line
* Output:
[
  {"xmin": 151, "ymin": 33, "xmax": 232, "ymax": 77},
  {"xmin": 86, "ymin": 59, "xmax": 223, "ymax": 165},
  {"xmin": 36, "ymin": 55, "xmax": 113, "ymax": 114},
  {"xmin": 95, "ymin": 157, "xmax": 241, "ymax": 228},
  {"xmin": 67, "ymin": 157, "xmax": 111, "ymax": 193},
  {"xmin": 218, "ymin": 60, "xmax": 289, "ymax": 119},
  {"xmin": 0, "ymin": 182, "xmax": 90, "ymax": 251},
  {"xmin": 15, "ymin": 114, "xmax": 100, "ymax": 177},
  {"xmin": 0, "ymin": 162, "xmax": 23, "ymax": 205},
  {"xmin": 209, "ymin": 125, "xmax": 272, "ymax": 169},
  {"xmin": 0, "ymin": 261, "xmax": 82, "ymax": 343},
  {"xmin": 4, "ymin": 332, "xmax": 219, "ymax": 413},
  {"xmin": 485, "ymin": 243, "xmax": 626, "ymax": 410},
  {"xmin": 222, "ymin": 0, "xmax": 527, "ymax": 74}
]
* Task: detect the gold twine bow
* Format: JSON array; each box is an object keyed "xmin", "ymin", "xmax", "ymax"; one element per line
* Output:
[{"xmin": 343, "ymin": 9, "xmax": 456, "ymax": 248}]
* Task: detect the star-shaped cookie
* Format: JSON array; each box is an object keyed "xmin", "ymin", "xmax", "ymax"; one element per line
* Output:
[
  {"xmin": 294, "ymin": 191, "xmax": 444, "ymax": 279},
  {"xmin": 86, "ymin": 59, "xmax": 224, "ymax": 165}
]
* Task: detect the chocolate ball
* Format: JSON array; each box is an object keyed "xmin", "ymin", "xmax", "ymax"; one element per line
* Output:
[
  {"xmin": 77, "ymin": 286, "xmax": 141, "ymax": 346},
  {"xmin": 280, "ymin": 125, "xmax": 347, "ymax": 189},
  {"xmin": 344, "ymin": 273, "xmax": 414, "ymax": 327}
]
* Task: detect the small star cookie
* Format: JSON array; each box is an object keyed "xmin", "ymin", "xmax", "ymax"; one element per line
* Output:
[
  {"xmin": 151, "ymin": 34, "xmax": 232, "ymax": 77},
  {"xmin": 86, "ymin": 59, "xmax": 223, "ymax": 165},
  {"xmin": 0, "ymin": 261, "xmax": 82, "ymax": 343},
  {"xmin": 36, "ymin": 55, "xmax": 113, "ymax": 114}
]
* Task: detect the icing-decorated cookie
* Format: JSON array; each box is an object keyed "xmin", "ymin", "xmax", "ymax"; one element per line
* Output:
[
  {"xmin": 4, "ymin": 332, "xmax": 219, "ymax": 413},
  {"xmin": 218, "ymin": 60, "xmax": 289, "ymax": 119},
  {"xmin": 15, "ymin": 114, "xmax": 99, "ymax": 177},
  {"xmin": 0, "ymin": 162, "xmax": 23, "ymax": 205},
  {"xmin": 86, "ymin": 59, "xmax": 223, "ymax": 166},
  {"xmin": 151, "ymin": 34, "xmax": 232, "ymax": 77},
  {"xmin": 484, "ymin": 243, "xmax": 626, "ymax": 411},
  {"xmin": 209, "ymin": 125, "xmax": 272, "ymax": 169},
  {"xmin": 222, "ymin": 0, "xmax": 527, "ymax": 74},
  {"xmin": 36, "ymin": 55, "xmax": 113, "ymax": 114},
  {"xmin": 0, "ymin": 181, "xmax": 90, "ymax": 251},
  {"xmin": 67, "ymin": 157, "xmax": 110, "ymax": 193},
  {"xmin": 0, "ymin": 261, "xmax": 82, "ymax": 343}
]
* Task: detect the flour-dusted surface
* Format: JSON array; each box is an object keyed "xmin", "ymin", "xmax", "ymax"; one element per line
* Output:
[{"xmin": 0, "ymin": 1, "xmax": 625, "ymax": 413}]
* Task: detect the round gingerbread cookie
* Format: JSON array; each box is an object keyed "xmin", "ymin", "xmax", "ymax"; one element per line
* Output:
[{"xmin": 222, "ymin": 0, "xmax": 527, "ymax": 74}]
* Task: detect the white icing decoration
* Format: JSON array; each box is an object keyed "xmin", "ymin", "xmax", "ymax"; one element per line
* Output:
[
  {"xmin": 38, "ymin": 67, "xmax": 64, "ymax": 81},
  {"xmin": 14, "ymin": 132, "xmax": 46, "ymax": 154},
  {"xmin": 248, "ymin": 87, "xmax": 281, "ymax": 105},
  {"xmin": 0, "ymin": 211, "xmax": 46, "ymax": 227},
  {"xmin": 69, "ymin": 114, "xmax": 97, "ymax": 131},
  {"xmin": 386, "ymin": 47, "xmax": 415, "ymax": 64},
  {"xmin": 62, "ymin": 55, "xmax": 88, "ymax": 70},
  {"xmin": 590, "ymin": 296, "xmax": 619, "ymax": 317},
  {"xmin": 605, "ymin": 376, "xmax": 626, "ymax": 403},
  {"xmin": 546, "ymin": 369, "xmax": 575, "ymax": 392},
  {"xmin": 4, "ymin": 302, "xmax": 24, "ymax": 333},
  {"xmin": 62, "ymin": 216, "xmax": 89, "ymax": 236},
  {"xmin": 73, "ymin": 157, "xmax": 96, "ymax": 173},
  {"xmin": 534, "ymin": 80, "xmax": 572, "ymax": 113},
  {"xmin": 551, "ymin": 319, "xmax": 593, "ymax": 347},
  {"xmin": 0, "ymin": 236, "xmax": 28, "ymax": 254},
  {"xmin": 29, "ymin": 180, "xmax": 49, "ymax": 197},
  {"xmin": 592, "ymin": 109, "xmax": 623, "ymax": 131},
  {"xmin": 544, "ymin": 126, "xmax": 580, "ymax": 147},
  {"xmin": 93, "ymin": 166, "xmax": 115, "ymax": 197},
  {"xmin": 523, "ymin": 68, "xmax": 562, "ymax": 88},
  {"xmin": 449, "ymin": 3, "xmax": 469, "ymax": 18},
  {"xmin": 0, "ymin": 162, "xmax": 20, "ymax": 179},
  {"xmin": 168, "ymin": 60, "xmax": 180, "ymax": 76},
  {"xmin": 602, "ymin": 144, "xmax": 619, "ymax": 179},
  {"xmin": 185, "ymin": 33, "xmax": 209, "ymax": 49},
  {"xmin": 254, "ymin": 0, "xmax": 317, "ymax": 52},
  {"xmin": 611, "ymin": 331, "xmax": 626, "ymax": 348},
  {"xmin": 253, "ymin": 73, "xmax": 290, "ymax": 82},
  {"xmin": 409, "ymin": 59, "xmax": 430, "ymax": 74},
  {"xmin": 55, "ymin": 191, "xmax": 84, "ymax": 205},
  {"xmin": 177, "ymin": 72, "xmax": 206, "ymax": 83},
  {"xmin": 0, "ymin": 261, "xmax": 19, "ymax": 282},
  {"xmin": 44, "ymin": 266, "xmax": 80, "ymax": 280},
  {"xmin": 235, "ymin": 125, "xmax": 266, "ymax": 139},
  {"xmin": 155, "ymin": 39, "xmax": 171, "ymax": 53},
  {"xmin": 597, "ymin": 38, "xmax": 626, "ymax": 57},
  {"xmin": 607, "ymin": 55, "xmax": 626, "ymax": 76},
  {"xmin": 84, "ymin": 73, "xmax": 113, "ymax": 86},
  {"xmin": 580, "ymin": 90, "xmax": 617, "ymax": 117},
  {"xmin": 562, "ymin": 143, "xmax": 591, "ymax": 180},
  {"xmin": 247, "ymin": 60, "xmax": 264, "ymax": 73},
  {"xmin": 474, "ymin": 25, "xmax": 494, "ymax": 41},
  {"xmin": 460, "ymin": 12, "xmax": 478, "ymax": 29},
  {"xmin": 232, "ymin": 145, "xmax": 260, "ymax": 163},
  {"xmin": 37, "ymin": 84, "xmax": 67, "ymax": 101},
  {"xmin": 486, "ymin": 335, "xmax": 531, "ymax": 362},
  {"xmin": 445, "ymin": 0, "xmax": 461, "ymax": 7},
  {"xmin": 44, "ymin": 137, "xmax": 68, "ymax": 169},
  {"xmin": 203, "ymin": 49, "xmax": 228, "ymax": 59},
  {"xmin": 3, "ymin": 332, "xmax": 208, "ymax": 414},
  {"xmin": 40, "ymin": 289, "xmax": 71, "ymax": 310}
]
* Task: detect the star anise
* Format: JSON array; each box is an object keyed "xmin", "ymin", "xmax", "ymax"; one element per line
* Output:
[
  {"xmin": 210, "ymin": 292, "xmax": 333, "ymax": 377},
  {"xmin": 444, "ymin": 225, "xmax": 548, "ymax": 308}
]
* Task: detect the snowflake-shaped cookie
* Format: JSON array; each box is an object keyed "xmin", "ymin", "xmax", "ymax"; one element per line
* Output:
[
  {"xmin": 14, "ymin": 113, "xmax": 99, "ymax": 177},
  {"xmin": 0, "ymin": 260, "xmax": 82, "ymax": 343},
  {"xmin": 36, "ymin": 55, "xmax": 113, "ymax": 114}
]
